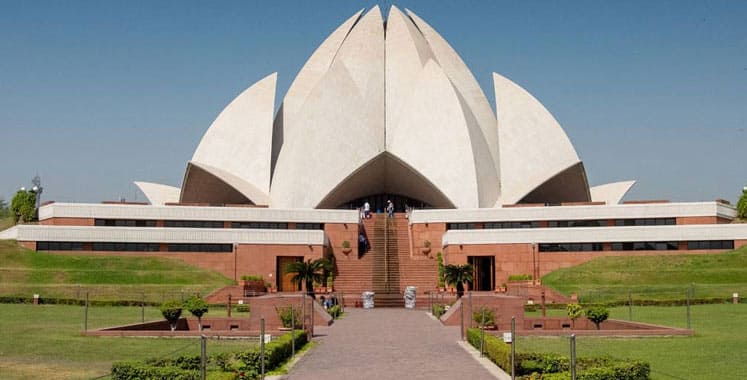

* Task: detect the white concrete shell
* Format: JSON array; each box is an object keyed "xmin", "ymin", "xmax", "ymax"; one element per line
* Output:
[
  {"xmin": 133, "ymin": 181, "xmax": 180, "ymax": 206},
  {"xmin": 185, "ymin": 72, "xmax": 277, "ymax": 204},
  {"xmin": 405, "ymin": 9, "xmax": 501, "ymax": 187},
  {"xmin": 493, "ymin": 72, "xmax": 590, "ymax": 205},
  {"xmin": 270, "ymin": 7, "xmax": 385, "ymax": 208},
  {"xmin": 590, "ymin": 180, "xmax": 636, "ymax": 205}
]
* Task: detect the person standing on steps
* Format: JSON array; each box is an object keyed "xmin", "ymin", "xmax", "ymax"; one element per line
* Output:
[
  {"xmin": 386, "ymin": 200, "xmax": 394, "ymax": 218},
  {"xmin": 363, "ymin": 201, "xmax": 371, "ymax": 219}
]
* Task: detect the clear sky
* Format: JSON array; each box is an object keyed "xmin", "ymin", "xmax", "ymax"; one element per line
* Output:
[{"xmin": 1, "ymin": 1, "xmax": 745, "ymax": 205}]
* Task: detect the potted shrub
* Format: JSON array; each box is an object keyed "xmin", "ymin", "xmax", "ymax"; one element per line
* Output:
[
  {"xmin": 160, "ymin": 300, "xmax": 183, "ymax": 332},
  {"xmin": 341, "ymin": 240, "xmax": 352, "ymax": 254},
  {"xmin": 240, "ymin": 275, "xmax": 266, "ymax": 293},
  {"xmin": 184, "ymin": 295, "xmax": 209, "ymax": 331},
  {"xmin": 472, "ymin": 306, "xmax": 496, "ymax": 329},
  {"xmin": 421, "ymin": 240, "xmax": 432, "ymax": 255},
  {"xmin": 496, "ymin": 283, "xmax": 507, "ymax": 293},
  {"xmin": 275, "ymin": 305, "xmax": 301, "ymax": 330}
]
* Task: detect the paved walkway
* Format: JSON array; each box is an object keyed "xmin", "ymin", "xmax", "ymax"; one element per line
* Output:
[{"xmin": 283, "ymin": 308, "xmax": 499, "ymax": 379}]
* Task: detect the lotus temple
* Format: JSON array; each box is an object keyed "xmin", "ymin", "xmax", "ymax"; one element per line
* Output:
[{"xmin": 4, "ymin": 6, "xmax": 746, "ymax": 298}]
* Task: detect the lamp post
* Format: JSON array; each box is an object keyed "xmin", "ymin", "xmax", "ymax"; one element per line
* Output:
[{"xmin": 31, "ymin": 175, "xmax": 43, "ymax": 219}]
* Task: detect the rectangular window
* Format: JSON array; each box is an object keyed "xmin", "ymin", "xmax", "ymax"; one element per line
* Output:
[
  {"xmin": 164, "ymin": 220, "xmax": 224, "ymax": 228},
  {"xmin": 538, "ymin": 243, "xmax": 603, "ymax": 252},
  {"xmin": 167, "ymin": 244, "xmax": 232, "ymax": 252},
  {"xmin": 95, "ymin": 219, "xmax": 157, "ymax": 227},
  {"xmin": 92, "ymin": 242, "xmax": 160, "ymax": 251},
  {"xmin": 687, "ymin": 240, "xmax": 734, "ymax": 250},
  {"xmin": 611, "ymin": 241, "xmax": 679, "ymax": 251},
  {"xmin": 36, "ymin": 241, "xmax": 85, "ymax": 251},
  {"xmin": 447, "ymin": 223, "xmax": 476, "ymax": 230},
  {"xmin": 548, "ymin": 220, "xmax": 605, "ymax": 228},
  {"xmin": 296, "ymin": 223, "xmax": 323, "ymax": 230},
  {"xmin": 231, "ymin": 222, "xmax": 289, "ymax": 229},
  {"xmin": 615, "ymin": 218, "xmax": 676, "ymax": 227},
  {"xmin": 483, "ymin": 221, "xmax": 539, "ymax": 229}
]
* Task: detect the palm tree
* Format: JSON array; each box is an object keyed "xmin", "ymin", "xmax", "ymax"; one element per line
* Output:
[
  {"xmin": 443, "ymin": 263, "xmax": 474, "ymax": 298},
  {"xmin": 285, "ymin": 258, "xmax": 332, "ymax": 299}
]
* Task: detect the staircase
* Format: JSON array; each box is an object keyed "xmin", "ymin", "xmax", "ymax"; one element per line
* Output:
[{"xmin": 333, "ymin": 213, "xmax": 439, "ymax": 308}]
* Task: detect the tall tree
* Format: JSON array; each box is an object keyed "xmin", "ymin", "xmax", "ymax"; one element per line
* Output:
[
  {"xmin": 11, "ymin": 190, "xmax": 36, "ymax": 223},
  {"xmin": 285, "ymin": 258, "xmax": 332, "ymax": 299},
  {"xmin": 738, "ymin": 188, "xmax": 747, "ymax": 220},
  {"xmin": 443, "ymin": 263, "xmax": 474, "ymax": 298}
]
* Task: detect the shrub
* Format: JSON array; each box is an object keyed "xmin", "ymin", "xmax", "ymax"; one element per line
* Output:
[
  {"xmin": 738, "ymin": 189, "xmax": 747, "ymax": 220},
  {"xmin": 436, "ymin": 252, "xmax": 445, "ymax": 288},
  {"xmin": 423, "ymin": 239, "xmax": 431, "ymax": 248},
  {"xmin": 467, "ymin": 328, "xmax": 512, "ymax": 371},
  {"xmin": 341, "ymin": 240, "xmax": 351, "ymax": 249},
  {"xmin": 508, "ymin": 274, "xmax": 533, "ymax": 281},
  {"xmin": 275, "ymin": 305, "xmax": 301, "ymax": 328},
  {"xmin": 235, "ymin": 304, "xmax": 250, "ymax": 313},
  {"xmin": 10, "ymin": 190, "xmax": 36, "ymax": 223},
  {"xmin": 328, "ymin": 304, "xmax": 342, "ymax": 319},
  {"xmin": 432, "ymin": 303, "xmax": 446, "ymax": 318},
  {"xmin": 235, "ymin": 331, "xmax": 308, "ymax": 374},
  {"xmin": 160, "ymin": 300, "xmax": 183, "ymax": 331},
  {"xmin": 472, "ymin": 306, "xmax": 496, "ymax": 327},
  {"xmin": 183, "ymin": 296, "xmax": 209, "ymax": 330},
  {"xmin": 111, "ymin": 361, "xmax": 198, "ymax": 380},
  {"xmin": 240, "ymin": 275, "xmax": 264, "ymax": 281},
  {"xmin": 585, "ymin": 306, "xmax": 610, "ymax": 330},
  {"xmin": 566, "ymin": 303, "xmax": 583, "ymax": 327}
]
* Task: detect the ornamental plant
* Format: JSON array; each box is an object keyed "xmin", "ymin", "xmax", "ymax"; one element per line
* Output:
[
  {"xmin": 472, "ymin": 306, "xmax": 496, "ymax": 328},
  {"xmin": 443, "ymin": 263, "xmax": 474, "ymax": 298},
  {"xmin": 566, "ymin": 303, "xmax": 583, "ymax": 328},
  {"xmin": 436, "ymin": 252, "xmax": 445, "ymax": 289},
  {"xmin": 738, "ymin": 188, "xmax": 747, "ymax": 220},
  {"xmin": 183, "ymin": 296, "xmax": 209, "ymax": 330},
  {"xmin": 275, "ymin": 305, "xmax": 301, "ymax": 328},
  {"xmin": 160, "ymin": 300, "xmax": 183, "ymax": 331},
  {"xmin": 585, "ymin": 306, "xmax": 610, "ymax": 330}
]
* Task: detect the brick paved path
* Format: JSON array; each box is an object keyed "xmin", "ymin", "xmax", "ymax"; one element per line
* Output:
[{"xmin": 284, "ymin": 308, "xmax": 497, "ymax": 379}]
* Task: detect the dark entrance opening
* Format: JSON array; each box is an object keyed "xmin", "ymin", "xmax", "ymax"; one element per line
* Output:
[
  {"xmin": 468, "ymin": 256, "xmax": 495, "ymax": 291},
  {"xmin": 277, "ymin": 256, "xmax": 303, "ymax": 292},
  {"xmin": 337, "ymin": 193, "xmax": 431, "ymax": 213}
]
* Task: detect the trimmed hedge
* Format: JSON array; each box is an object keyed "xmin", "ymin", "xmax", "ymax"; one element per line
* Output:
[
  {"xmin": 111, "ymin": 330, "xmax": 308, "ymax": 380},
  {"xmin": 466, "ymin": 329, "xmax": 650, "ymax": 379},
  {"xmin": 111, "ymin": 361, "xmax": 198, "ymax": 380}
]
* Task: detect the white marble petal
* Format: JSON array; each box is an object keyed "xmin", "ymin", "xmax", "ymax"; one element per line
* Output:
[
  {"xmin": 591, "ymin": 180, "xmax": 637, "ymax": 205},
  {"xmin": 191, "ymin": 72, "xmax": 277, "ymax": 196},
  {"xmin": 133, "ymin": 181, "xmax": 180, "ymax": 206},
  {"xmin": 405, "ymin": 9, "xmax": 501, "ymax": 187},
  {"xmin": 493, "ymin": 72, "xmax": 587, "ymax": 205}
]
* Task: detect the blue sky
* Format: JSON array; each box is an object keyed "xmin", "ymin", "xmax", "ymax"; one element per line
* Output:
[{"xmin": 1, "ymin": 1, "xmax": 745, "ymax": 204}]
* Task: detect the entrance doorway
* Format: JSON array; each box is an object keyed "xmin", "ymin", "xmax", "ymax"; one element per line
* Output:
[
  {"xmin": 468, "ymin": 256, "xmax": 495, "ymax": 291},
  {"xmin": 277, "ymin": 256, "xmax": 303, "ymax": 292}
]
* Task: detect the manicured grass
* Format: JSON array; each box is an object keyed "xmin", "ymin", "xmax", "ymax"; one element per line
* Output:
[
  {"xmin": 0, "ymin": 240, "xmax": 234, "ymax": 302},
  {"xmin": 542, "ymin": 246, "xmax": 747, "ymax": 302},
  {"xmin": 516, "ymin": 304, "xmax": 747, "ymax": 380},
  {"xmin": 0, "ymin": 303, "xmax": 256, "ymax": 380}
]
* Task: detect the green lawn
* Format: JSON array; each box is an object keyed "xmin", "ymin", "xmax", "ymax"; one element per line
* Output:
[
  {"xmin": 542, "ymin": 246, "xmax": 747, "ymax": 302},
  {"xmin": 0, "ymin": 240, "xmax": 234, "ymax": 302},
  {"xmin": 0, "ymin": 303, "xmax": 255, "ymax": 380},
  {"xmin": 517, "ymin": 304, "xmax": 747, "ymax": 380}
]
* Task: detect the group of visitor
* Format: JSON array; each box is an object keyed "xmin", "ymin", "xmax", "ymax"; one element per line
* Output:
[
  {"xmin": 320, "ymin": 295, "xmax": 338, "ymax": 309},
  {"xmin": 360, "ymin": 200, "xmax": 395, "ymax": 219}
]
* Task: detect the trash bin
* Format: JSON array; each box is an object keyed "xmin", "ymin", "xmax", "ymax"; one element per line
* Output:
[
  {"xmin": 362, "ymin": 291, "xmax": 375, "ymax": 309},
  {"xmin": 404, "ymin": 286, "xmax": 417, "ymax": 309}
]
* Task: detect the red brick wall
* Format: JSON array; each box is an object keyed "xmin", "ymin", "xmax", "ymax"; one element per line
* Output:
[
  {"xmin": 736, "ymin": 240, "xmax": 747, "ymax": 249},
  {"xmin": 39, "ymin": 217, "xmax": 94, "ymax": 226},
  {"xmin": 677, "ymin": 216, "xmax": 720, "ymax": 225},
  {"xmin": 411, "ymin": 222, "xmax": 447, "ymax": 255},
  {"xmin": 18, "ymin": 241, "xmax": 36, "ymax": 250}
]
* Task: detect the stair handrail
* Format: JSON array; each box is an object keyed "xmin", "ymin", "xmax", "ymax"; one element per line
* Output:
[{"xmin": 384, "ymin": 215, "xmax": 389, "ymax": 292}]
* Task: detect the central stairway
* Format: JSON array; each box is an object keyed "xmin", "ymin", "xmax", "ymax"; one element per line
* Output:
[{"xmin": 334, "ymin": 213, "xmax": 438, "ymax": 308}]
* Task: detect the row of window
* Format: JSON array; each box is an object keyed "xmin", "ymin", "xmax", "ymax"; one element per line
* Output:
[
  {"xmin": 36, "ymin": 242, "xmax": 233, "ymax": 252},
  {"xmin": 539, "ymin": 243, "xmax": 604, "ymax": 252},
  {"xmin": 93, "ymin": 219, "xmax": 323, "ymax": 230},
  {"xmin": 539, "ymin": 240, "xmax": 734, "ymax": 252},
  {"xmin": 448, "ymin": 218, "xmax": 678, "ymax": 230}
]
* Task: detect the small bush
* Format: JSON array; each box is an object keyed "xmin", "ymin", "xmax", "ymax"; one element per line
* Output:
[
  {"xmin": 585, "ymin": 306, "xmax": 610, "ymax": 330},
  {"xmin": 235, "ymin": 304, "xmax": 250, "ymax": 313},
  {"xmin": 275, "ymin": 305, "xmax": 301, "ymax": 328},
  {"xmin": 160, "ymin": 300, "xmax": 183, "ymax": 331},
  {"xmin": 508, "ymin": 274, "xmax": 533, "ymax": 281},
  {"xmin": 240, "ymin": 275, "xmax": 263, "ymax": 281},
  {"xmin": 472, "ymin": 306, "xmax": 496, "ymax": 327},
  {"xmin": 328, "ymin": 304, "xmax": 342, "ymax": 319},
  {"xmin": 432, "ymin": 303, "xmax": 446, "ymax": 318},
  {"xmin": 341, "ymin": 240, "xmax": 351, "ymax": 249}
]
